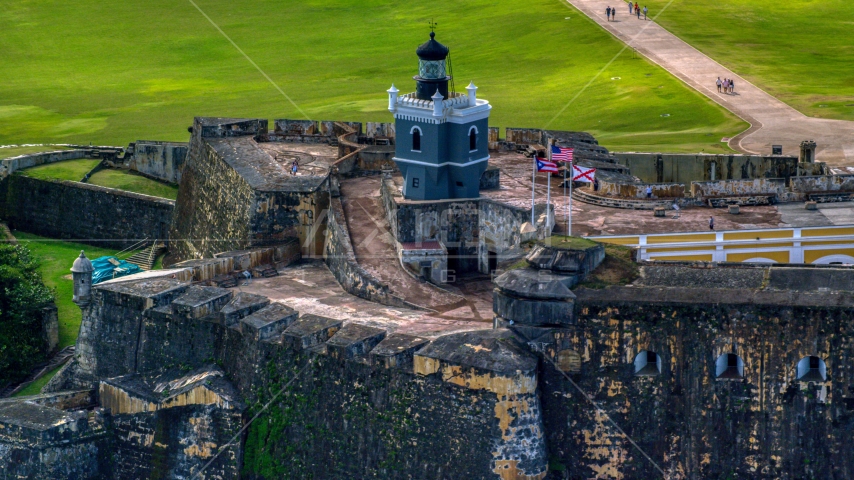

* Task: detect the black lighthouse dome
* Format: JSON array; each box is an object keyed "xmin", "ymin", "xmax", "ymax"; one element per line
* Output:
[
  {"xmin": 416, "ymin": 32, "xmax": 449, "ymax": 61},
  {"xmin": 414, "ymin": 32, "xmax": 452, "ymax": 100}
]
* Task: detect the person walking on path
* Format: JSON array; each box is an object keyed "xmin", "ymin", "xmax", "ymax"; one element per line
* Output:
[
  {"xmin": 709, "ymin": 216, "xmax": 715, "ymax": 230},
  {"xmin": 628, "ymin": 1, "xmax": 633, "ymax": 14},
  {"xmin": 612, "ymin": 8, "xmax": 616, "ymax": 20},
  {"xmin": 646, "ymin": 186, "xmax": 652, "ymax": 198},
  {"xmin": 643, "ymin": 6, "xmax": 648, "ymax": 19},
  {"xmin": 606, "ymin": 6, "xmax": 611, "ymax": 20},
  {"xmin": 716, "ymin": 77, "xmax": 722, "ymax": 92},
  {"xmin": 636, "ymin": 4, "xmax": 641, "ymax": 19},
  {"xmin": 634, "ymin": 2, "xmax": 639, "ymax": 15},
  {"xmin": 730, "ymin": 78, "xmax": 735, "ymax": 94}
]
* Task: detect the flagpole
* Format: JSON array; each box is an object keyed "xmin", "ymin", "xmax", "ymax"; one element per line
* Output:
[
  {"xmin": 531, "ymin": 155, "xmax": 536, "ymax": 225},
  {"xmin": 569, "ymin": 165, "xmax": 573, "ymax": 237},
  {"xmin": 546, "ymin": 141, "xmax": 552, "ymax": 231}
]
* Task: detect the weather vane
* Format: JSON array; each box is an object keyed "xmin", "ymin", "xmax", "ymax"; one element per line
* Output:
[{"xmin": 429, "ymin": 19, "xmax": 438, "ymax": 33}]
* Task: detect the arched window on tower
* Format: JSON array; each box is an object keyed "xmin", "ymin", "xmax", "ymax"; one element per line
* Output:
[
  {"xmin": 469, "ymin": 127, "xmax": 477, "ymax": 151},
  {"xmin": 634, "ymin": 351, "xmax": 662, "ymax": 376},
  {"xmin": 797, "ymin": 356, "xmax": 827, "ymax": 382},
  {"xmin": 411, "ymin": 127, "xmax": 422, "ymax": 152},
  {"xmin": 715, "ymin": 353, "xmax": 744, "ymax": 379}
]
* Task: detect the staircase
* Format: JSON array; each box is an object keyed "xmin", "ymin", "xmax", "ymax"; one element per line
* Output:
[
  {"xmin": 127, "ymin": 240, "xmax": 167, "ymax": 271},
  {"xmin": 0, "ymin": 346, "xmax": 75, "ymax": 398},
  {"xmin": 572, "ymin": 187, "xmax": 676, "ymax": 210}
]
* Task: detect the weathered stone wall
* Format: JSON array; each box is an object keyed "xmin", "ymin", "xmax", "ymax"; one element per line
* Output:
[
  {"xmin": 613, "ymin": 152, "xmax": 799, "ymax": 185},
  {"xmin": 356, "ymin": 144, "xmax": 396, "ymax": 172},
  {"xmin": 1, "ymin": 175, "xmax": 174, "ymax": 248},
  {"xmin": 172, "ymin": 118, "xmax": 329, "ymax": 261},
  {"xmin": 127, "ymin": 140, "xmax": 188, "ymax": 184},
  {"xmin": 110, "ymin": 405, "xmax": 242, "ymax": 479},
  {"xmin": 0, "ymin": 392, "xmax": 109, "ymax": 479},
  {"xmin": 386, "ymin": 190, "xmax": 481, "ymax": 273},
  {"xmin": 382, "ymin": 178, "xmax": 545, "ymax": 275},
  {"xmin": 790, "ymin": 174, "xmax": 854, "ymax": 193},
  {"xmin": 537, "ymin": 279, "xmax": 854, "ymax": 479},
  {"xmin": 480, "ymin": 165, "xmax": 501, "ymax": 190},
  {"xmin": 0, "ymin": 149, "xmax": 87, "ymax": 179},
  {"xmin": 597, "ymin": 174, "xmax": 686, "ymax": 199},
  {"xmin": 48, "ymin": 275, "xmax": 548, "ymax": 479},
  {"xmin": 170, "ymin": 141, "xmax": 256, "ymax": 260},
  {"xmin": 691, "ymin": 177, "xmax": 788, "ymax": 200},
  {"xmin": 399, "ymin": 244, "xmax": 447, "ymax": 284},
  {"xmin": 323, "ymin": 196, "xmax": 414, "ymax": 308},
  {"xmin": 478, "ymin": 199, "xmax": 539, "ymax": 271}
]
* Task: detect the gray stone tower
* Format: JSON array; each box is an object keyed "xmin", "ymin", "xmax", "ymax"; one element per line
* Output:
[
  {"xmin": 387, "ymin": 32, "xmax": 492, "ymax": 201},
  {"xmin": 800, "ymin": 140, "xmax": 817, "ymax": 163},
  {"xmin": 71, "ymin": 250, "xmax": 94, "ymax": 307}
]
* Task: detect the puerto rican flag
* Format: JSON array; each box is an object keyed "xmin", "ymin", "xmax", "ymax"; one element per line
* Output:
[
  {"xmin": 551, "ymin": 145, "xmax": 573, "ymax": 162},
  {"xmin": 535, "ymin": 156, "xmax": 559, "ymax": 173}
]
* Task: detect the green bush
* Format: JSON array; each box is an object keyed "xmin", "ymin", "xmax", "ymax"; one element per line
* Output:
[{"xmin": 0, "ymin": 243, "xmax": 54, "ymax": 388}]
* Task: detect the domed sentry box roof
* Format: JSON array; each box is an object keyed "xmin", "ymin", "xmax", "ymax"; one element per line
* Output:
[
  {"xmin": 71, "ymin": 250, "xmax": 94, "ymax": 273},
  {"xmin": 416, "ymin": 32, "xmax": 449, "ymax": 61}
]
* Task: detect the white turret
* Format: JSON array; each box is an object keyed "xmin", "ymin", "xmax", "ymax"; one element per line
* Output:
[
  {"xmin": 431, "ymin": 89, "xmax": 444, "ymax": 118},
  {"xmin": 466, "ymin": 81, "xmax": 478, "ymax": 107},
  {"xmin": 387, "ymin": 84, "xmax": 399, "ymax": 113}
]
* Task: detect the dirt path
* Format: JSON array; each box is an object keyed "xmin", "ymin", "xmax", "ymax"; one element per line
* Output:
[
  {"xmin": 564, "ymin": 0, "xmax": 854, "ymax": 165},
  {"xmin": 338, "ymin": 176, "xmax": 468, "ymax": 310}
]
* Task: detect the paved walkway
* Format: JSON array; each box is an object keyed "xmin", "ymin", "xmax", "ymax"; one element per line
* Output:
[
  {"xmin": 339, "ymin": 176, "xmax": 491, "ymax": 317},
  {"xmin": 565, "ymin": 0, "xmax": 854, "ymax": 165}
]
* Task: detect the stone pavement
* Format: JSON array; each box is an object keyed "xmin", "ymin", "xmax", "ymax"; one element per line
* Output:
[
  {"xmin": 563, "ymin": 0, "xmax": 854, "ymax": 165},
  {"xmin": 241, "ymin": 260, "xmax": 493, "ymax": 339},
  {"xmin": 339, "ymin": 176, "xmax": 489, "ymax": 314}
]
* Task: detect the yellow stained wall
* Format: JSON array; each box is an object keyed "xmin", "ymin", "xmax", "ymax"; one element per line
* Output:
[
  {"xmin": 726, "ymin": 250, "xmax": 790, "ymax": 263},
  {"xmin": 805, "ymin": 248, "xmax": 854, "ymax": 264},
  {"xmin": 649, "ymin": 254, "xmax": 713, "ymax": 262},
  {"xmin": 724, "ymin": 230, "xmax": 792, "ymax": 241},
  {"xmin": 646, "ymin": 233, "xmax": 716, "ymax": 244}
]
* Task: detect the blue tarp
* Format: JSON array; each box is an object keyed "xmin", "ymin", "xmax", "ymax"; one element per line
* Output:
[{"xmin": 91, "ymin": 256, "xmax": 143, "ymax": 285}]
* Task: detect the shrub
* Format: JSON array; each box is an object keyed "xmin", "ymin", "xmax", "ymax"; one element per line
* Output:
[{"xmin": 0, "ymin": 243, "xmax": 54, "ymax": 388}]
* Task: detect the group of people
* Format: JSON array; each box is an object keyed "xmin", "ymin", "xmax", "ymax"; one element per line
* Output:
[
  {"xmin": 716, "ymin": 77, "xmax": 736, "ymax": 94},
  {"xmin": 607, "ymin": 2, "xmax": 647, "ymax": 21}
]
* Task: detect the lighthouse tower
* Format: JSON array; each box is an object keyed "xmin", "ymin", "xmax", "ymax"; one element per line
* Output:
[{"xmin": 387, "ymin": 32, "xmax": 492, "ymax": 201}]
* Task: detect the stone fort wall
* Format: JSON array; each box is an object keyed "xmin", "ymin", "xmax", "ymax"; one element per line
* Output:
[
  {"xmin": 0, "ymin": 175, "xmax": 174, "ymax": 248},
  {"xmin": 44, "ymin": 277, "xmax": 548, "ymax": 479}
]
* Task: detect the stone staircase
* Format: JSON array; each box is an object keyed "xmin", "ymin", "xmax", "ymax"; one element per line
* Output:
[
  {"xmin": 126, "ymin": 241, "xmax": 167, "ymax": 271},
  {"xmin": 572, "ymin": 187, "xmax": 675, "ymax": 210},
  {"xmin": 0, "ymin": 346, "xmax": 75, "ymax": 397}
]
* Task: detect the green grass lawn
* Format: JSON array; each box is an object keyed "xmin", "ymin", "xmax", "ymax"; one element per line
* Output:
[
  {"xmin": 0, "ymin": 0, "xmax": 744, "ymax": 153},
  {"xmin": 644, "ymin": 0, "xmax": 854, "ymax": 121},
  {"xmin": 12, "ymin": 364, "xmax": 64, "ymax": 397},
  {"xmin": 88, "ymin": 169, "xmax": 179, "ymax": 200},
  {"xmin": 13, "ymin": 232, "xmax": 121, "ymax": 348},
  {"xmin": 17, "ymin": 158, "xmax": 100, "ymax": 181},
  {"xmin": 0, "ymin": 145, "xmax": 71, "ymax": 159}
]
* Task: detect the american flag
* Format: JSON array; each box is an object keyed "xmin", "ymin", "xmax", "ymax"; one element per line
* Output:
[
  {"xmin": 551, "ymin": 145, "xmax": 573, "ymax": 162},
  {"xmin": 535, "ymin": 156, "xmax": 559, "ymax": 173}
]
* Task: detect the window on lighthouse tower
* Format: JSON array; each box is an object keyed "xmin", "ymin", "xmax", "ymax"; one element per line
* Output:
[
  {"xmin": 469, "ymin": 129, "xmax": 477, "ymax": 151},
  {"xmin": 412, "ymin": 128, "xmax": 421, "ymax": 151}
]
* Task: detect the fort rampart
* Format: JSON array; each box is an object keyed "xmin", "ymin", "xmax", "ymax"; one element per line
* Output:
[{"xmin": 0, "ymin": 175, "xmax": 174, "ymax": 248}]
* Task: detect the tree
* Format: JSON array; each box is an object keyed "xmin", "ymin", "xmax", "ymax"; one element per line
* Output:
[{"xmin": 0, "ymin": 243, "xmax": 54, "ymax": 388}]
